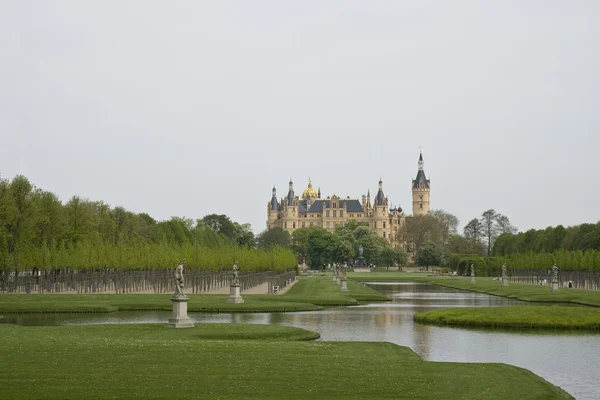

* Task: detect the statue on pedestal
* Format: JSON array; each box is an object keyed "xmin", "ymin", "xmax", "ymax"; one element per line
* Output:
[
  {"xmin": 470, "ymin": 264, "xmax": 475, "ymax": 276},
  {"xmin": 227, "ymin": 261, "xmax": 244, "ymax": 303},
  {"xmin": 174, "ymin": 259, "xmax": 186, "ymax": 296},
  {"xmin": 230, "ymin": 261, "xmax": 240, "ymax": 286},
  {"xmin": 502, "ymin": 264, "xmax": 507, "ymax": 279},
  {"xmin": 551, "ymin": 264, "xmax": 559, "ymax": 282},
  {"xmin": 166, "ymin": 259, "xmax": 194, "ymax": 328}
]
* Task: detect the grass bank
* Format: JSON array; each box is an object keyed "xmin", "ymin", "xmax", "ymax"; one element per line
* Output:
[
  {"xmin": 0, "ymin": 323, "xmax": 572, "ymax": 399},
  {"xmin": 424, "ymin": 277, "xmax": 600, "ymax": 307},
  {"xmin": 349, "ymin": 272, "xmax": 600, "ymax": 307},
  {"xmin": 0, "ymin": 277, "xmax": 386, "ymax": 314},
  {"xmin": 414, "ymin": 306, "xmax": 600, "ymax": 330}
]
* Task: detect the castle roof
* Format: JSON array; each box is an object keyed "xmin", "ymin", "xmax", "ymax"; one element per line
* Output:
[
  {"xmin": 298, "ymin": 199, "xmax": 363, "ymax": 214},
  {"xmin": 412, "ymin": 170, "xmax": 430, "ymax": 189}
]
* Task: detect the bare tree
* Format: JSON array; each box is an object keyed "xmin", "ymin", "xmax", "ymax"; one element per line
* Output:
[
  {"xmin": 463, "ymin": 218, "xmax": 483, "ymax": 243},
  {"xmin": 496, "ymin": 214, "xmax": 517, "ymax": 234},
  {"xmin": 480, "ymin": 209, "xmax": 499, "ymax": 256}
]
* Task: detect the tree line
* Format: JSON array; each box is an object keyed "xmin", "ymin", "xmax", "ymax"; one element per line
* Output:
[
  {"xmin": 257, "ymin": 221, "xmax": 408, "ymax": 268},
  {"xmin": 493, "ymin": 222, "xmax": 600, "ymax": 256},
  {"xmin": 0, "ymin": 175, "xmax": 293, "ymax": 271}
]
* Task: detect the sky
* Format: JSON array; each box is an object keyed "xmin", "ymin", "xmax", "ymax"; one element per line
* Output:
[{"xmin": 1, "ymin": 1, "xmax": 598, "ymax": 234}]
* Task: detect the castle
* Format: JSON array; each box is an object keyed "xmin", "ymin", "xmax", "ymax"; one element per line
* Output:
[{"xmin": 266, "ymin": 153, "xmax": 430, "ymax": 246}]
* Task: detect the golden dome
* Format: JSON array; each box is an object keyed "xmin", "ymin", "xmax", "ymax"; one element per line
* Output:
[{"xmin": 302, "ymin": 177, "xmax": 318, "ymax": 199}]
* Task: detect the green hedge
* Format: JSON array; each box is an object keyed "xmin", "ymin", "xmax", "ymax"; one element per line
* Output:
[{"xmin": 9, "ymin": 242, "xmax": 297, "ymax": 272}]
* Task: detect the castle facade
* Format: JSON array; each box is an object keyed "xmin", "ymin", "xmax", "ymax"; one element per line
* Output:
[{"xmin": 266, "ymin": 153, "xmax": 431, "ymax": 246}]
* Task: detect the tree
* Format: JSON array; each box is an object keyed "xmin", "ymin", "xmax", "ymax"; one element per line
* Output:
[
  {"xmin": 447, "ymin": 233, "xmax": 485, "ymax": 255},
  {"xmin": 415, "ymin": 241, "xmax": 441, "ymax": 271},
  {"xmin": 232, "ymin": 222, "xmax": 256, "ymax": 248},
  {"xmin": 291, "ymin": 227, "xmax": 311, "ymax": 265},
  {"xmin": 306, "ymin": 227, "xmax": 336, "ymax": 268},
  {"xmin": 463, "ymin": 218, "xmax": 483, "ymax": 242},
  {"xmin": 334, "ymin": 239, "xmax": 353, "ymax": 264},
  {"xmin": 430, "ymin": 209, "xmax": 459, "ymax": 241},
  {"xmin": 402, "ymin": 215, "xmax": 442, "ymax": 252},
  {"xmin": 496, "ymin": 214, "xmax": 517, "ymax": 235},
  {"xmin": 256, "ymin": 228, "xmax": 291, "ymax": 250},
  {"xmin": 200, "ymin": 214, "xmax": 236, "ymax": 238},
  {"xmin": 480, "ymin": 209, "xmax": 499, "ymax": 257}
]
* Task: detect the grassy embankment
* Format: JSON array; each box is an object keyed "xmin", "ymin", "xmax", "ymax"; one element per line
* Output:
[
  {"xmin": 348, "ymin": 271, "xmax": 600, "ymax": 307},
  {"xmin": 0, "ymin": 323, "xmax": 572, "ymax": 399},
  {"xmin": 414, "ymin": 306, "xmax": 600, "ymax": 330},
  {"xmin": 0, "ymin": 276, "xmax": 387, "ymax": 314}
]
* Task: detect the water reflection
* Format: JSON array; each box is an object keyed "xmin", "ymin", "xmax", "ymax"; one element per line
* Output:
[{"xmin": 2, "ymin": 283, "xmax": 598, "ymax": 399}]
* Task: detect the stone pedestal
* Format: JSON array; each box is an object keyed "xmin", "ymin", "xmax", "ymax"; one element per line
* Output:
[
  {"xmin": 227, "ymin": 284, "xmax": 244, "ymax": 303},
  {"xmin": 335, "ymin": 276, "xmax": 341, "ymax": 285},
  {"xmin": 340, "ymin": 279, "xmax": 349, "ymax": 292},
  {"xmin": 551, "ymin": 280, "xmax": 559, "ymax": 292},
  {"xmin": 332, "ymin": 273, "xmax": 337, "ymax": 282},
  {"xmin": 165, "ymin": 295, "xmax": 194, "ymax": 328},
  {"xmin": 502, "ymin": 278, "xmax": 509, "ymax": 287}
]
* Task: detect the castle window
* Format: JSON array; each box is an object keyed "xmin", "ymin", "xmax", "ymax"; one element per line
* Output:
[
  {"xmin": 302, "ymin": 222, "xmax": 305, "ymax": 228},
  {"xmin": 333, "ymin": 210, "xmax": 337, "ymax": 218},
  {"xmin": 374, "ymin": 222, "xmax": 377, "ymax": 229},
  {"xmin": 326, "ymin": 222, "xmax": 330, "ymax": 229},
  {"xmin": 420, "ymin": 203, "xmax": 423, "ymax": 209},
  {"xmin": 383, "ymin": 232, "xmax": 386, "ymax": 239},
  {"xmin": 284, "ymin": 222, "xmax": 287, "ymax": 229},
  {"xmin": 333, "ymin": 203, "xmax": 337, "ymax": 208},
  {"xmin": 340, "ymin": 211, "xmax": 343, "ymax": 218},
  {"xmin": 293, "ymin": 222, "xmax": 296, "ymax": 229},
  {"xmin": 383, "ymin": 222, "xmax": 386, "ymax": 228},
  {"xmin": 310, "ymin": 222, "xmax": 313, "ymax": 227},
  {"xmin": 326, "ymin": 210, "xmax": 330, "ymax": 217}
]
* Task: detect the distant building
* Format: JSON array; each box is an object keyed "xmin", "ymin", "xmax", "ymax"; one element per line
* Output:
[{"xmin": 266, "ymin": 152, "xmax": 431, "ymax": 246}]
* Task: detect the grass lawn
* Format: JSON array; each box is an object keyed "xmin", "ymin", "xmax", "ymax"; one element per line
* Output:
[
  {"xmin": 0, "ymin": 277, "xmax": 386, "ymax": 314},
  {"xmin": 414, "ymin": 306, "xmax": 600, "ymax": 330},
  {"xmin": 0, "ymin": 323, "xmax": 573, "ymax": 399},
  {"xmin": 423, "ymin": 277, "xmax": 600, "ymax": 307},
  {"xmin": 349, "ymin": 272, "xmax": 600, "ymax": 307}
]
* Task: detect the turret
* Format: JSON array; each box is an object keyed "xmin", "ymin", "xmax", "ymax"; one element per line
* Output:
[
  {"xmin": 375, "ymin": 178, "xmax": 385, "ymax": 206},
  {"xmin": 412, "ymin": 152, "xmax": 431, "ymax": 216},
  {"xmin": 287, "ymin": 178, "xmax": 295, "ymax": 205},
  {"xmin": 267, "ymin": 185, "xmax": 280, "ymax": 230}
]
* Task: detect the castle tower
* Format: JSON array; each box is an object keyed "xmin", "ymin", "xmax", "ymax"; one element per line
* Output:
[
  {"xmin": 266, "ymin": 186, "xmax": 280, "ymax": 231},
  {"xmin": 282, "ymin": 178, "xmax": 297, "ymax": 233},
  {"xmin": 412, "ymin": 152, "xmax": 431, "ymax": 216},
  {"xmin": 372, "ymin": 178, "xmax": 389, "ymax": 240}
]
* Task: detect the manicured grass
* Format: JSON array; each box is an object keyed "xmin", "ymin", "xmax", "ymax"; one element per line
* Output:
[
  {"xmin": 350, "ymin": 272, "xmax": 600, "ymax": 307},
  {"xmin": 414, "ymin": 306, "xmax": 600, "ymax": 330},
  {"xmin": 0, "ymin": 293, "xmax": 323, "ymax": 314},
  {"xmin": 0, "ymin": 277, "xmax": 386, "ymax": 314},
  {"xmin": 424, "ymin": 277, "xmax": 600, "ymax": 307},
  {"xmin": 0, "ymin": 324, "xmax": 572, "ymax": 399},
  {"xmin": 283, "ymin": 276, "xmax": 388, "ymax": 304}
]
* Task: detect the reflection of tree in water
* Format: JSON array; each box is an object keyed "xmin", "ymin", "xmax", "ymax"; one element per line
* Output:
[
  {"xmin": 230, "ymin": 313, "xmax": 255, "ymax": 324},
  {"xmin": 412, "ymin": 318, "xmax": 432, "ymax": 358}
]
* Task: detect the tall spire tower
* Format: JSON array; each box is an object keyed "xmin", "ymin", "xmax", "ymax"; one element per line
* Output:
[{"xmin": 412, "ymin": 152, "xmax": 431, "ymax": 216}]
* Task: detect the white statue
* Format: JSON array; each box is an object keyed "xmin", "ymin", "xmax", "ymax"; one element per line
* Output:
[
  {"xmin": 230, "ymin": 261, "xmax": 240, "ymax": 286},
  {"xmin": 551, "ymin": 264, "xmax": 559, "ymax": 282},
  {"xmin": 174, "ymin": 259, "xmax": 185, "ymax": 296}
]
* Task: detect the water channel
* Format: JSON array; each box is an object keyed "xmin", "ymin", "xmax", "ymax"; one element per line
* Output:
[{"xmin": 2, "ymin": 282, "xmax": 598, "ymax": 399}]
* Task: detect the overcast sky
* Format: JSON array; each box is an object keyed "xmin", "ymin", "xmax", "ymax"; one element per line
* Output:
[{"xmin": 1, "ymin": 1, "xmax": 598, "ymax": 234}]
